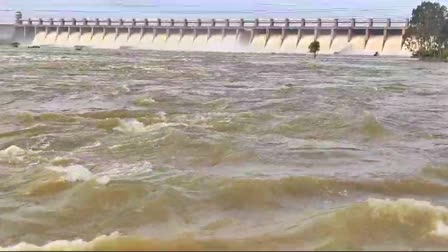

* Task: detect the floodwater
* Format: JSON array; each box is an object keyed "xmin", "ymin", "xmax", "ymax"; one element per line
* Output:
[{"xmin": 1, "ymin": 47, "xmax": 448, "ymax": 250}]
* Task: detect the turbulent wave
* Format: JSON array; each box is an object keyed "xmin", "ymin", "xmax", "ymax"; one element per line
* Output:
[
  {"xmin": 293, "ymin": 198, "xmax": 448, "ymax": 250},
  {"xmin": 4, "ymin": 198, "xmax": 448, "ymax": 251},
  {"xmin": 0, "ymin": 145, "xmax": 27, "ymax": 161},
  {"xmin": 112, "ymin": 119, "xmax": 185, "ymax": 134},
  {"xmin": 271, "ymin": 111, "xmax": 391, "ymax": 141},
  {"xmin": 13, "ymin": 108, "xmax": 392, "ymax": 145},
  {"xmin": 46, "ymin": 165, "xmax": 111, "ymax": 185},
  {"xmin": 423, "ymin": 164, "xmax": 448, "ymax": 180},
  {"xmin": 213, "ymin": 176, "xmax": 448, "ymax": 209},
  {"xmin": 133, "ymin": 97, "xmax": 157, "ymax": 107},
  {"xmin": 18, "ymin": 112, "xmax": 79, "ymax": 124},
  {"xmin": 0, "ymin": 145, "xmax": 40, "ymax": 164},
  {"xmin": 1, "ymin": 44, "xmax": 445, "ymax": 251},
  {"xmin": 23, "ymin": 165, "xmax": 111, "ymax": 197},
  {"xmin": 21, "ymin": 174, "xmax": 448, "ymax": 210}
]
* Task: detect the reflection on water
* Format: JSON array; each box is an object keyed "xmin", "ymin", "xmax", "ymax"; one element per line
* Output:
[{"xmin": 1, "ymin": 46, "xmax": 448, "ymax": 250}]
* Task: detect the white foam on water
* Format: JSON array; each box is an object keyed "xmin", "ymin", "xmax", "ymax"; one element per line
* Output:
[
  {"xmin": 157, "ymin": 111, "xmax": 168, "ymax": 121},
  {"xmin": 1, "ymin": 232, "xmax": 122, "ymax": 251},
  {"xmin": 78, "ymin": 141, "xmax": 102, "ymax": 150},
  {"xmin": 0, "ymin": 145, "xmax": 38, "ymax": 163},
  {"xmin": 96, "ymin": 161, "xmax": 154, "ymax": 181},
  {"xmin": 112, "ymin": 84, "xmax": 131, "ymax": 95},
  {"xmin": 367, "ymin": 198, "xmax": 448, "ymax": 213},
  {"xmin": 433, "ymin": 221, "xmax": 448, "ymax": 237},
  {"xmin": 113, "ymin": 119, "xmax": 149, "ymax": 133},
  {"xmin": 113, "ymin": 119, "xmax": 185, "ymax": 134},
  {"xmin": 3, "ymin": 198, "xmax": 448, "ymax": 251},
  {"xmin": 64, "ymin": 165, "xmax": 93, "ymax": 182},
  {"xmin": 95, "ymin": 175, "xmax": 111, "ymax": 185},
  {"xmin": 0, "ymin": 145, "xmax": 26, "ymax": 159},
  {"xmin": 366, "ymin": 198, "xmax": 448, "ymax": 234},
  {"xmin": 46, "ymin": 165, "xmax": 92, "ymax": 182},
  {"xmin": 134, "ymin": 97, "xmax": 157, "ymax": 106},
  {"xmin": 46, "ymin": 165, "xmax": 110, "ymax": 185}
]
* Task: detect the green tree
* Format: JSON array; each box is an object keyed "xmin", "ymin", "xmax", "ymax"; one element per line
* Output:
[
  {"xmin": 404, "ymin": 1, "xmax": 448, "ymax": 57},
  {"xmin": 309, "ymin": 41, "xmax": 320, "ymax": 58}
]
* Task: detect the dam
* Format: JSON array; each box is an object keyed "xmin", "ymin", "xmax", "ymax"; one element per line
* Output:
[{"xmin": 5, "ymin": 11, "xmax": 410, "ymax": 55}]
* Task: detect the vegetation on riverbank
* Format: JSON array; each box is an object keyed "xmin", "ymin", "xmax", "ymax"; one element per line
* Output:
[
  {"xmin": 309, "ymin": 41, "xmax": 320, "ymax": 58},
  {"xmin": 404, "ymin": 1, "xmax": 448, "ymax": 60}
]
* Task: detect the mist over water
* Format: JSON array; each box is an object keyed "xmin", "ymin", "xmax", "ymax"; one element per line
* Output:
[{"xmin": 1, "ymin": 46, "xmax": 448, "ymax": 250}]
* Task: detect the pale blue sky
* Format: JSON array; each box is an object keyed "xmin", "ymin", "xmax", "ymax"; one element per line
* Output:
[{"xmin": 1, "ymin": 0, "xmax": 448, "ymax": 22}]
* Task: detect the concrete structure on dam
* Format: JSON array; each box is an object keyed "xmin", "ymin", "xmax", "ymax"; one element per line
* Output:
[{"xmin": 2, "ymin": 11, "xmax": 411, "ymax": 55}]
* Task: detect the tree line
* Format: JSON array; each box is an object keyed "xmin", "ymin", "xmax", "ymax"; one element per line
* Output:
[
  {"xmin": 404, "ymin": 1, "xmax": 448, "ymax": 59},
  {"xmin": 307, "ymin": 1, "xmax": 448, "ymax": 59}
]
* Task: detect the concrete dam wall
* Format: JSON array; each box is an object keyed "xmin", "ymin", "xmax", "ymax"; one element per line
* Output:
[
  {"xmin": 0, "ymin": 24, "xmax": 16, "ymax": 44},
  {"xmin": 11, "ymin": 14, "xmax": 411, "ymax": 56}
]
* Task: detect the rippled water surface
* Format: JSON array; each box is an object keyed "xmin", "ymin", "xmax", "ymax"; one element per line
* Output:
[{"xmin": 1, "ymin": 47, "xmax": 448, "ymax": 250}]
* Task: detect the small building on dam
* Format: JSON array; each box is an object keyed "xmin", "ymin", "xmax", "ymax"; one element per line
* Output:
[{"xmin": 1, "ymin": 12, "xmax": 411, "ymax": 56}]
